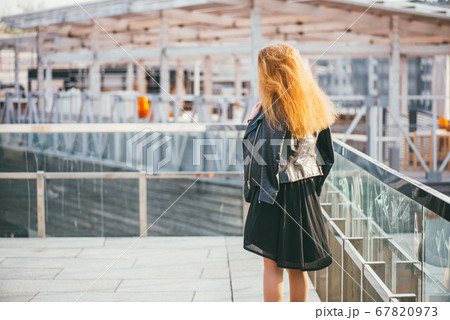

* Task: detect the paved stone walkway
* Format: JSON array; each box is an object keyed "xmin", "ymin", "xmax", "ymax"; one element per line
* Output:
[{"xmin": 0, "ymin": 236, "xmax": 320, "ymax": 302}]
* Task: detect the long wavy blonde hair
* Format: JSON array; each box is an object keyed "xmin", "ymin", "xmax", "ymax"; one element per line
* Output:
[{"xmin": 257, "ymin": 43, "xmax": 339, "ymax": 139}]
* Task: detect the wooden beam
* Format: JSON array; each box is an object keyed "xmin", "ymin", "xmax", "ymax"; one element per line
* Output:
[
  {"xmin": 258, "ymin": 0, "xmax": 390, "ymax": 30},
  {"xmin": 165, "ymin": 8, "xmax": 237, "ymax": 27},
  {"xmin": 400, "ymin": 44, "xmax": 450, "ymax": 56},
  {"xmin": 278, "ymin": 22, "xmax": 347, "ymax": 34},
  {"xmin": 40, "ymin": 42, "xmax": 450, "ymax": 65},
  {"xmin": 400, "ymin": 35, "xmax": 450, "ymax": 45},
  {"xmin": 128, "ymin": 17, "xmax": 196, "ymax": 31},
  {"xmin": 398, "ymin": 17, "xmax": 450, "ymax": 37},
  {"xmin": 1, "ymin": 0, "xmax": 213, "ymax": 29},
  {"xmin": 96, "ymin": 17, "xmax": 129, "ymax": 32},
  {"xmin": 68, "ymin": 26, "xmax": 92, "ymax": 37}
]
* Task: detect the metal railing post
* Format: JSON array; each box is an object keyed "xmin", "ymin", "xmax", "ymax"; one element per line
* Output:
[
  {"xmin": 432, "ymin": 99, "xmax": 438, "ymax": 171},
  {"xmin": 139, "ymin": 171, "xmax": 148, "ymax": 237},
  {"xmin": 36, "ymin": 170, "xmax": 46, "ymax": 237},
  {"xmin": 426, "ymin": 99, "xmax": 442, "ymax": 182}
]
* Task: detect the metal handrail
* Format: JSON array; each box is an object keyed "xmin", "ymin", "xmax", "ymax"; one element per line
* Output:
[{"xmin": 0, "ymin": 123, "xmax": 248, "ymax": 133}]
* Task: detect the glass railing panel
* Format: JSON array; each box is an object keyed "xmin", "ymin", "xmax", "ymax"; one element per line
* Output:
[
  {"xmin": 328, "ymin": 139, "xmax": 450, "ymax": 302},
  {"xmin": 365, "ymin": 172, "xmax": 424, "ymax": 301},
  {"xmin": 146, "ymin": 177, "xmax": 244, "ymax": 236},
  {"xmin": 423, "ymin": 207, "xmax": 450, "ymax": 302},
  {"xmin": 0, "ymin": 129, "xmax": 245, "ymax": 174},
  {"xmin": 325, "ymin": 154, "xmax": 370, "ymax": 252},
  {"xmin": 0, "ymin": 179, "xmax": 37, "ymax": 237},
  {"xmin": 45, "ymin": 178, "xmax": 140, "ymax": 237},
  {"xmin": 0, "ymin": 128, "xmax": 245, "ymax": 237}
]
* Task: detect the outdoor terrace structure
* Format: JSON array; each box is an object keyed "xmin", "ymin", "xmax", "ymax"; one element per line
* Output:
[
  {"xmin": 1, "ymin": 0, "xmax": 450, "ymax": 181},
  {"xmin": 0, "ymin": 0, "xmax": 450, "ymax": 303}
]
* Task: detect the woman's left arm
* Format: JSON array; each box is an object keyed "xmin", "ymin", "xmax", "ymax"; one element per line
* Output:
[
  {"xmin": 257, "ymin": 119, "xmax": 287, "ymax": 204},
  {"xmin": 313, "ymin": 127, "xmax": 334, "ymax": 196}
]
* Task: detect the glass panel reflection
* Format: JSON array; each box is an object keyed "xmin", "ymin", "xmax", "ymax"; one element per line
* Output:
[
  {"xmin": 423, "ymin": 208, "xmax": 450, "ymax": 302},
  {"xmin": 322, "ymin": 152, "xmax": 447, "ymax": 302}
]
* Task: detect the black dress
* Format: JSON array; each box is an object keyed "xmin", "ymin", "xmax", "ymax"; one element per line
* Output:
[{"xmin": 243, "ymin": 177, "xmax": 333, "ymax": 271}]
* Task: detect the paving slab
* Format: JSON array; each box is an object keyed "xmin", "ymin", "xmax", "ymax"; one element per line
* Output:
[
  {"xmin": 116, "ymin": 278, "xmax": 231, "ymax": 292},
  {"xmin": 0, "ymin": 247, "xmax": 82, "ymax": 258},
  {"xmin": 0, "ymin": 267, "xmax": 62, "ymax": 280},
  {"xmin": 0, "ymin": 236, "xmax": 321, "ymax": 302},
  {"xmin": 0, "ymin": 279, "xmax": 120, "ymax": 292},
  {"xmin": 200, "ymin": 265, "xmax": 230, "ymax": 279},
  {"xmin": 31, "ymin": 291, "xmax": 195, "ymax": 302},
  {"xmin": 193, "ymin": 290, "xmax": 233, "ymax": 302},
  {"xmin": 103, "ymin": 236, "xmax": 226, "ymax": 249},
  {"xmin": 0, "ymin": 237, "xmax": 105, "ymax": 248},
  {"xmin": 0, "ymin": 291, "xmax": 39, "ymax": 302},
  {"xmin": 0, "ymin": 257, "xmax": 135, "ymax": 269},
  {"xmin": 77, "ymin": 247, "xmax": 209, "ymax": 260},
  {"xmin": 56, "ymin": 265, "xmax": 202, "ymax": 280}
]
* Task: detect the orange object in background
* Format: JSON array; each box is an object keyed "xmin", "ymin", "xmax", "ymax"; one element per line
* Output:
[
  {"xmin": 137, "ymin": 96, "xmax": 154, "ymax": 120},
  {"xmin": 438, "ymin": 117, "xmax": 448, "ymax": 129}
]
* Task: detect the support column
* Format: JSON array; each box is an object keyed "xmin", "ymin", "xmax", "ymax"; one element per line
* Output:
[
  {"xmin": 388, "ymin": 15, "xmax": 400, "ymax": 170},
  {"xmin": 45, "ymin": 62, "xmax": 53, "ymax": 113},
  {"xmin": 428, "ymin": 55, "xmax": 447, "ymax": 181},
  {"xmin": 89, "ymin": 61, "xmax": 101, "ymax": 95},
  {"xmin": 234, "ymin": 57, "xmax": 242, "ymax": 100},
  {"xmin": 14, "ymin": 46, "xmax": 20, "ymax": 97},
  {"xmin": 400, "ymin": 55, "xmax": 408, "ymax": 116},
  {"xmin": 367, "ymin": 57, "xmax": 378, "ymax": 160},
  {"xmin": 399, "ymin": 55, "xmax": 409, "ymax": 166},
  {"xmin": 176, "ymin": 61, "xmax": 184, "ymax": 96},
  {"xmin": 36, "ymin": 27, "xmax": 45, "ymax": 117},
  {"xmin": 175, "ymin": 60, "xmax": 184, "ymax": 121},
  {"xmin": 308, "ymin": 57, "xmax": 318, "ymax": 81},
  {"xmin": 126, "ymin": 62, "xmax": 134, "ymax": 91},
  {"xmin": 89, "ymin": 24, "xmax": 101, "ymax": 95},
  {"xmin": 36, "ymin": 171, "xmax": 46, "ymax": 238},
  {"xmin": 250, "ymin": 1, "xmax": 262, "ymax": 107},
  {"xmin": 194, "ymin": 60, "xmax": 201, "ymax": 96},
  {"xmin": 446, "ymin": 55, "xmax": 450, "ymax": 119},
  {"xmin": 137, "ymin": 61, "xmax": 147, "ymax": 93},
  {"xmin": 432, "ymin": 55, "xmax": 447, "ymax": 117},
  {"xmin": 159, "ymin": 10, "xmax": 170, "ymax": 96},
  {"xmin": 204, "ymin": 55, "xmax": 212, "ymax": 95}
]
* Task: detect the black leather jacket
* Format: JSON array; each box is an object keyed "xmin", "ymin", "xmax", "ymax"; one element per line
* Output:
[{"xmin": 242, "ymin": 107, "xmax": 334, "ymax": 204}]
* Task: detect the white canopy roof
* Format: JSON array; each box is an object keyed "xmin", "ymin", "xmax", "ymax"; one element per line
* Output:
[{"xmin": 0, "ymin": 0, "xmax": 449, "ymax": 64}]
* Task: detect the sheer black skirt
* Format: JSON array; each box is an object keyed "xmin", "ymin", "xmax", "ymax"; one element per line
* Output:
[{"xmin": 243, "ymin": 177, "xmax": 332, "ymax": 271}]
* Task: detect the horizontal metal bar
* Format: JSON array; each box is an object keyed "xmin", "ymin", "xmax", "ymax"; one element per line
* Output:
[
  {"xmin": 362, "ymin": 263, "xmax": 392, "ymax": 301},
  {"xmin": 0, "ymin": 172, "xmax": 38, "ymax": 179},
  {"xmin": 398, "ymin": 95, "xmax": 450, "ymax": 100},
  {"xmin": 0, "ymin": 171, "xmax": 242, "ymax": 180},
  {"xmin": 0, "ymin": 123, "xmax": 247, "ymax": 133}
]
